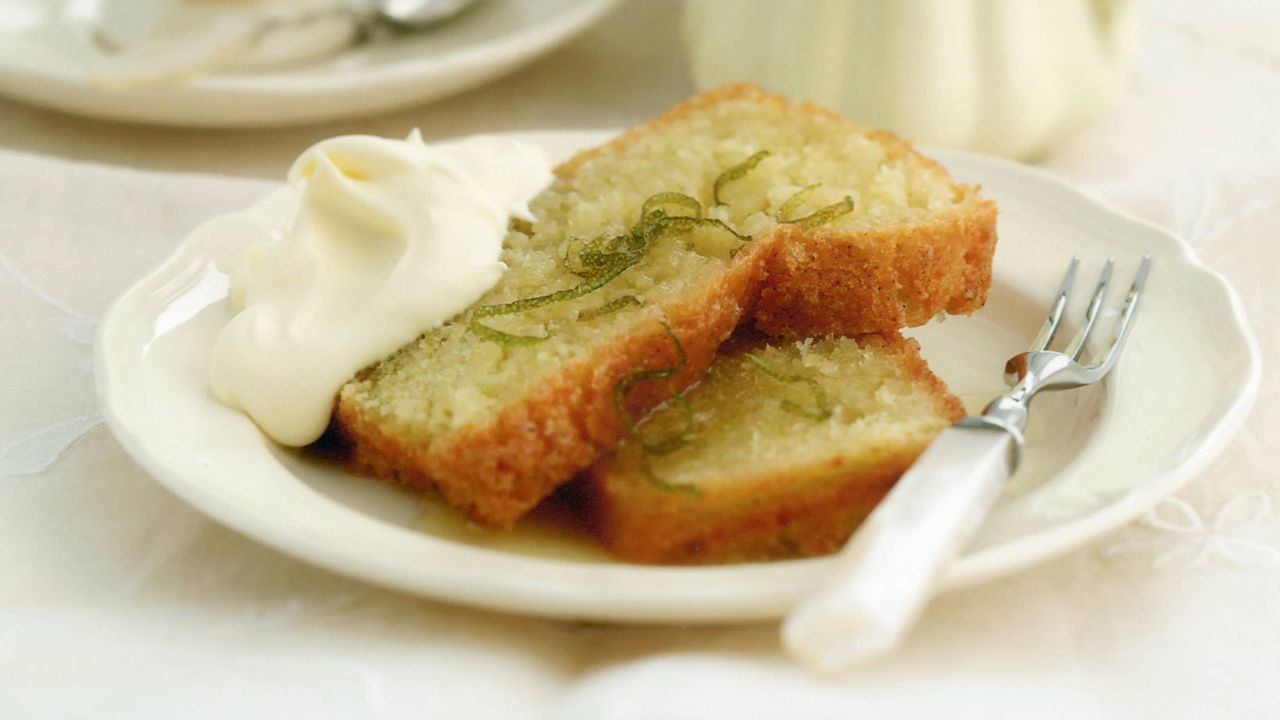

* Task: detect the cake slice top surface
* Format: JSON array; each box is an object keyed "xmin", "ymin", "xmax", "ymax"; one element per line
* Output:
[
  {"xmin": 617, "ymin": 333, "xmax": 963, "ymax": 492},
  {"xmin": 340, "ymin": 84, "xmax": 969, "ymax": 445}
]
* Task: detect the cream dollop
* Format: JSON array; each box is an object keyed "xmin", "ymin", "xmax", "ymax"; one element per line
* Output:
[{"xmin": 208, "ymin": 130, "xmax": 552, "ymax": 446}]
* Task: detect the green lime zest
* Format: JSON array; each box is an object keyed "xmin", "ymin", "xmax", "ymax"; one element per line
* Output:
[
  {"xmin": 635, "ymin": 392, "xmax": 696, "ymax": 456},
  {"xmin": 746, "ymin": 352, "xmax": 833, "ymax": 421},
  {"xmin": 479, "ymin": 250, "xmax": 634, "ymax": 319},
  {"xmin": 648, "ymin": 215, "xmax": 749, "ymax": 241},
  {"xmin": 784, "ymin": 196, "xmax": 855, "ymax": 230},
  {"xmin": 465, "ymin": 316, "xmax": 551, "ymax": 346},
  {"xmin": 473, "ymin": 192, "xmax": 744, "ymax": 346},
  {"xmin": 713, "ymin": 150, "xmax": 770, "ymax": 206},
  {"xmin": 579, "ymin": 294, "xmax": 642, "ymax": 321},
  {"xmin": 612, "ymin": 320, "xmax": 689, "ymax": 443},
  {"xmin": 776, "ymin": 183, "xmax": 821, "ymax": 222},
  {"xmin": 640, "ymin": 191, "xmax": 701, "ymax": 221},
  {"xmin": 612, "ymin": 320, "xmax": 700, "ymax": 495},
  {"xmin": 469, "ymin": 256, "xmax": 634, "ymax": 344},
  {"xmin": 562, "ymin": 233, "xmax": 631, "ymax": 278}
]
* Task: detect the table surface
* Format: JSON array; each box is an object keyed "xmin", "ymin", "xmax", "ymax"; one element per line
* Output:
[{"xmin": 3, "ymin": 0, "xmax": 1279, "ymax": 717}]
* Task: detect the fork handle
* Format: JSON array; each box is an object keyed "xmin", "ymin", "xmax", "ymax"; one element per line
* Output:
[{"xmin": 782, "ymin": 420, "xmax": 1019, "ymax": 672}]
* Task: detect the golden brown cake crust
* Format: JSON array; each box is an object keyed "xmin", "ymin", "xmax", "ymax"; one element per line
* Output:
[
  {"xmin": 753, "ymin": 195, "xmax": 997, "ymax": 336},
  {"xmin": 580, "ymin": 334, "xmax": 965, "ymax": 564},
  {"xmin": 333, "ymin": 83, "xmax": 994, "ymax": 529}
]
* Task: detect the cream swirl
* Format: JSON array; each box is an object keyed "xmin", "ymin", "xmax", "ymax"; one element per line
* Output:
[{"xmin": 208, "ymin": 130, "xmax": 552, "ymax": 446}]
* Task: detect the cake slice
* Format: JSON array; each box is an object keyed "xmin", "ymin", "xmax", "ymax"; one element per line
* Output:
[
  {"xmin": 335, "ymin": 83, "xmax": 993, "ymax": 528},
  {"xmin": 579, "ymin": 333, "xmax": 964, "ymax": 564}
]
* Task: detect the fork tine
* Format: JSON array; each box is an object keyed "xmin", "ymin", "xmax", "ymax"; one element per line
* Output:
[
  {"xmin": 1086, "ymin": 256, "xmax": 1152, "ymax": 375},
  {"xmin": 1028, "ymin": 257, "xmax": 1080, "ymax": 352},
  {"xmin": 1063, "ymin": 259, "xmax": 1115, "ymax": 360}
]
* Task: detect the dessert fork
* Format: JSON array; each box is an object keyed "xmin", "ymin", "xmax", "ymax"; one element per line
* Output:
[{"xmin": 783, "ymin": 256, "xmax": 1152, "ymax": 672}]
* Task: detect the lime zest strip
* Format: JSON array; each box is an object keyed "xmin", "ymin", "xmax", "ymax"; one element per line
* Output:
[
  {"xmin": 640, "ymin": 191, "xmax": 702, "ymax": 220},
  {"xmin": 713, "ymin": 150, "xmax": 770, "ymax": 206},
  {"xmin": 612, "ymin": 319, "xmax": 689, "ymax": 443},
  {"xmin": 579, "ymin": 294, "xmax": 642, "ymax": 321},
  {"xmin": 784, "ymin": 196, "xmax": 855, "ymax": 230},
  {"xmin": 473, "ymin": 261, "xmax": 629, "ymax": 318},
  {"xmin": 468, "ymin": 255, "xmax": 635, "ymax": 345},
  {"xmin": 466, "ymin": 316, "xmax": 551, "ymax": 346},
  {"xmin": 746, "ymin": 352, "xmax": 833, "ymax": 421},
  {"xmin": 776, "ymin": 183, "xmax": 821, "ymax": 222},
  {"xmin": 612, "ymin": 319, "xmax": 701, "ymax": 495},
  {"xmin": 474, "ymin": 187, "xmax": 748, "ymax": 346},
  {"xmin": 650, "ymin": 215, "xmax": 749, "ymax": 241}
]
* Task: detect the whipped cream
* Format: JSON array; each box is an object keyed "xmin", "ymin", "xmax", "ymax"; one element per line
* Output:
[{"xmin": 208, "ymin": 130, "xmax": 552, "ymax": 446}]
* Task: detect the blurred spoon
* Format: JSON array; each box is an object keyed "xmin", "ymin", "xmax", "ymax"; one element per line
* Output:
[
  {"xmin": 377, "ymin": 0, "xmax": 484, "ymax": 28},
  {"xmin": 92, "ymin": 0, "xmax": 484, "ymax": 88}
]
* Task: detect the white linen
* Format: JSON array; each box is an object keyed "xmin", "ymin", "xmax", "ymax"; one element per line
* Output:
[{"xmin": 3, "ymin": 0, "xmax": 1279, "ymax": 717}]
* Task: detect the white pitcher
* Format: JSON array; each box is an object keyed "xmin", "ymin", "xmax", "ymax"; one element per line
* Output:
[{"xmin": 683, "ymin": 0, "xmax": 1138, "ymax": 160}]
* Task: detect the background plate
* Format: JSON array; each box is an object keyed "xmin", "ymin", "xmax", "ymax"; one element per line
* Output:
[
  {"xmin": 0, "ymin": 0, "xmax": 620, "ymax": 127},
  {"xmin": 97, "ymin": 131, "xmax": 1259, "ymax": 623}
]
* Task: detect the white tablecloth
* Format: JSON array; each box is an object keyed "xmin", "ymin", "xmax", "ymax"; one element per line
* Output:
[{"xmin": 3, "ymin": 0, "xmax": 1279, "ymax": 717}]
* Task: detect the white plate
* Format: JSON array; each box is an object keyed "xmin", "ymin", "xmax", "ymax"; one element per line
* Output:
[
  {"xmin": 97, "ymin": 130, "xmax": 1260, "ymax": 623},
  {"xmin": 0, "ymin": 0, "xmax": 619, "ymax": 127}
]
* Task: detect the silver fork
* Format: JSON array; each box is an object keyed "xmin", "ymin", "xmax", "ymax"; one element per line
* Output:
[{"xmin": 783, "ymin": 256, "xmax": 1152, "ymax": 672}]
